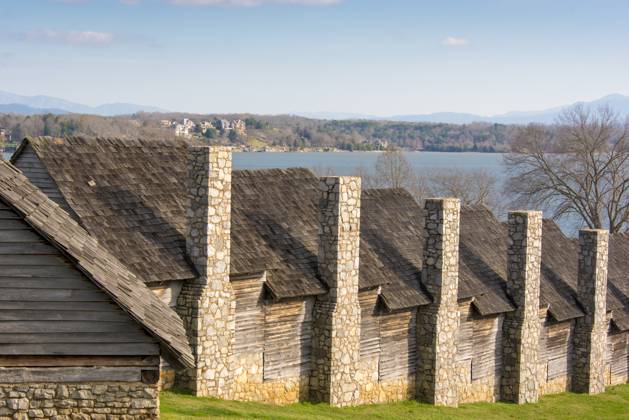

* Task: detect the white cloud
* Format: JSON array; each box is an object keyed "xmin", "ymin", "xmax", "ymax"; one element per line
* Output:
[
  {"xmin": 169, "ymin": 0, "xmax": 340, "ymax": 6},
  {"xmin": 24, "ymin": 30, "xmax": 115, "ymax": 46},
  {"xmin": 120, "ymin": 0, "xmax": 141, "ymax": 4},
  {"xmin": 441, "ymin": 36, "xmax": 470, "ymax": 47}
]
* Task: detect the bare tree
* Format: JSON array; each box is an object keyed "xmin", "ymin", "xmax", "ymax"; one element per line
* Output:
[
  {"xmin": 372, "ymin": 149, "xmax": 415, "ymax": 189},
  {"xmin": 427, "ymin": 169, "xmax": 503, "ymax": 213},
  {"xmin": 504, "ymin": 106, "xmax": 629, "ymax": 233},
  {"xmin": 358, "ymin": 149, "xmax": 500, "ymax": 211}
]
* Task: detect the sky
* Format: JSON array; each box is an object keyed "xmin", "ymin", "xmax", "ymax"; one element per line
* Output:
[{"xmin": 1, "ymin": 0, "xmax": 628, "ymax": 116}]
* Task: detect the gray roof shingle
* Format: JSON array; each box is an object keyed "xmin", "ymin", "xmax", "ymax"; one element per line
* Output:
[{"xmin": 0, "ymin": 160, "xmax": 194, "ymax": 367}]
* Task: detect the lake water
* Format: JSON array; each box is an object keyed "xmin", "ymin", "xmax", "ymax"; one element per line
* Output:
[
  {"xmin": 4, "ymin": 151, "xmax": 505, "ymax": 172},
  {"xmin": 5, "ymin": 150, "xmax": 507, "ymax": 177},
  {"xmin": 232, "ymin": 151, "xmax": 506, "ymax": 176}
]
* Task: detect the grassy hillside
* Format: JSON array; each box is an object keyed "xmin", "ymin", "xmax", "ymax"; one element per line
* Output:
[{"xmin": 161, "ymin": 384, "xmax": 629, "ymax": 419}]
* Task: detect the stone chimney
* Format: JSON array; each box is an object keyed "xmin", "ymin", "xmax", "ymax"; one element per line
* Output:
[
  {"xmin": 417, "ymin": 198, "xmax": 460, "ymax": 407},
  {"xmin": 501, "ymin": 211, "xmax": 542, "ymax": 403},
  {"xmin": 572, "ymin": 229, "xmax": 608, "ymax": 394},
  {"xmin": 310, "ymin": 176, "xmax": 362, "ymax": 407},
  {"xmin": 176, "ymin": 146, "xmax": 235, "ymax": 398}
]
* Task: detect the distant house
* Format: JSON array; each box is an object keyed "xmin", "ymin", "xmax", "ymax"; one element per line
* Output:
[
  {"xmin": 174, "ymin": 123, "xmax": 188, "ymax": 137},
  {"xmin": 200, "ymin": 121, "xmax": 215, "ymax": 134},
  {"xmin": 4, "ymin": 136, "xmax": 629, "ymax": 411},
  {"xmin": 213, "ymin": 119, "xmax": 246, "ymax": 135},
  {"xmin": 0, "ymin": 159, "xmax": 193, "ymax": 418},
  {"xmin": 0, "ymin": 128, "xmax": 10, "ymax": 146},
  {"xmin": 174, "ymin": 119, "xmax": 196, "ymax": 138}
]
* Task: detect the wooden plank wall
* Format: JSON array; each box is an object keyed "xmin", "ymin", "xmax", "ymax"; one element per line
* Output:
[
  {"xmin": 379, "ymin": 309, "xmax": 417, "ymax": 380},
  {"xmin": 359, "ymin": 290, "xmax": 416, "ymax": 381},
  {"xmin": 233, "ymin": 278, "xmax": 265, "ymax": 355},
  {"xmin": 471, "ymin": 313, "xmax": 503, "ymax": 381},
  {"xmin": 457, "ymin": 304, "xmax": 503, "ymax": 382},
  {"xmin": 263, "ymin": 297, "xmax": 314, "ymax": 381},
  {"xmin": 359, "ymin": 290, "xmax": 380, "ymax": 359},
  {"xmin": 457, "ymin": 304, "xmax": 474, "ymax": 364},
  {"xmin": 542, "ymin": 319, "xmax": 573, "ymax": 380},
  {"xmin": 0, "ymin": 356, "xmax": 160, "ymax": 384},
  {"xmin": 608, "ymin": 331, "xmax": 629, "ymax": 383},
  {"xmin": 12, "ymin": 144, "xmax": 77, "ymax": 219},
  {"xmin": 0, "ymin": 200, "xmax": 159, "ymax": 357}
]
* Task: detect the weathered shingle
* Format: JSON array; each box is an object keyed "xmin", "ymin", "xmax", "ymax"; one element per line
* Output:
[
  {"xmin": 0, "ymin": 160, "xmax": 194, "ymax": 368},
  {"xmin": 13, "ymin": 136, "xmax": 628, "ymax": 321},
  {"xmin": 607, "ymin": 233, "xmax": 629, "ymax": 331},
  {"xmin": 360, "ymin": 189, "xmax": 430, "ymax": 311}
]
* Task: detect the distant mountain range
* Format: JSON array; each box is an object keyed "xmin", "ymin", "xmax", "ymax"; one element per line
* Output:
[
  {"xmin": 298, "ymin": 94, "xmax": 629, "ymax": 125},
  {"xmin": 2, "ymin": 89, "xmax": 628, "ymax": 124},
  {"xmin": 0, "ymin": 90, "xmax": 167, "ymax": 116}
]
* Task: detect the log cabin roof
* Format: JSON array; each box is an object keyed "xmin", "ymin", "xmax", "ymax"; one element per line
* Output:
[
  {"xmin": 460, "ymin": 210, "xmax": 584, "ymax": 320},
  {"xmin": 12, "ymin": 137, "xmax": 392, "ymax": 298},
  {"xmin": 10, "ymin": 136, "xmax": 629, "ymax": 323},
  {"xmin": 540, "ymin": 221, "xmax": 629, "ymax": 329},
  {"xmin": 12, "ymin": 137, "xmax": 515, "ymax": 309},
  {"xmin": 606, "ymin": 233, "xmax": 629, "ymax": 331},
  {"xmin": 360, "ymin": 189, "xmax": 431, "ymax": 310},
  {"xmin": 0, "ymin": 160, "xmax": 194, "ymax": 367}
]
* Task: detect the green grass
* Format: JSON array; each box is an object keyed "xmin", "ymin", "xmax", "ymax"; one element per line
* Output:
[
  {"xmin": 161, "ymin": 384, "xmax": 629, "ymax": 419},
  {"xmin": 245, "ymin": 137, "xmax": 268, "ymax": 148}
]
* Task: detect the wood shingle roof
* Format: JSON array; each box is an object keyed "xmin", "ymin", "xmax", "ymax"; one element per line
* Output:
[
  {"xmin": 10, "ymin": 136, "xmax": 629, "ymax": 328},
  {"xmin": 0, "ymin": 160, "xmax": 194, "ymax": 367}
]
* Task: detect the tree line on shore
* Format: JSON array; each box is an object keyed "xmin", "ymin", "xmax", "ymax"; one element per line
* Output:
[{"xmin": 0, "ymin": 112, "xmax": 516, "ymax": 152}]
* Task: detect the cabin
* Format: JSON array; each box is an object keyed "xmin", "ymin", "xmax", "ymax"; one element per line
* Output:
[
  {"xmin": 0, "ymin": 161, "xmax": 193, "ymax": 418},
  {"xmin": 3, "ymin": 135, "xmax": 628, "ymax": 409}
]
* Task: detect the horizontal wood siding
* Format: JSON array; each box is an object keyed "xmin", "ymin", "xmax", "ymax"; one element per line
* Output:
[
  {"xmin": 0, "ymin": 200, "xmax": 158, "ymax": 357},
  {"xmin": 471, "ymin": 314, "xmax": 503, "ymax": 381},
  {"xmin": 609, "ymin": 331, "xmax": 628, "ymax": 381},
  {"xmin": 539, "ymin": 317, "xmax": 548, "ymax": 364},
  {"xmin": 263, "ymin": 297, "xmax": 314, "ymax": 380},
  {"xmin": 457, "ymin": 303, "xmax": 474, "ymax": 362},
  {"xmin": 544, "ymin": 320, "xmax": 573, "ymax": 380},
  {"xmin": 359, "ymin": 290, "xmax": 380, "ymax": 359},
  {"xmin": 233, "ymin": 277, "xmax": 264, "ymax": 355},
  {"xmin": 378, "ymin": 309, "xmax": 417, "ymax": 380},
  {"xmin": 12, "ymin": 144, "xmax": 77, "ymax": 219},
  {"xmin": 0, "ymin": 366, "xmax": 157, "ymax": 383}
]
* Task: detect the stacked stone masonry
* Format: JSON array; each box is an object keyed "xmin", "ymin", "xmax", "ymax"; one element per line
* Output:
[
  {"xmin": 176, "ymin": 146, "xmax": 236, "ymax": 398},
  {"xmin": 309, "ymin": 177, "xmax": 362, "ymax": 407},
  {"xmin": 573, "ymin": 229, "xmax": 609, "ymax": 394},
  {"xmin": 501, "ymin": 211, "xmax": 542, "ymax": 404},
  {"xmin": 0, "ymin": 382, "xmax": 158, "ymax": 419},
  {"xmin": 416, "ymin": 198, "xmax": 461, "ymax": 407}
]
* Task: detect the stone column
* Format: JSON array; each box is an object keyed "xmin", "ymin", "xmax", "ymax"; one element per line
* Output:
[
  {"xmin": 310, "ymin": 176, "xmax": 362, "ymax": 407},
  {"xmin": 572, "ymin": 229, "xmax": 608, "ymax": 394},
  {"xmin": 501, "ymin": 211, "xmax": 542, "ymax": 404},
  {"xmin": 176, "ymin": 146, "xmax": 235, "ymax": 398},
  {"xmin": 416, "ymin": 198, "xmax": 460, "ymax": 407}
]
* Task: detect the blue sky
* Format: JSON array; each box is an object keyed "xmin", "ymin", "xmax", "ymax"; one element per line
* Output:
[{"xmin": 1, "ymin": 0, "xmax": 628, "ymax": 115}]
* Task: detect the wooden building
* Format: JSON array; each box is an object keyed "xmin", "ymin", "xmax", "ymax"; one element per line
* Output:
[
  {"xmin": 0, "ymin": 161, "xmax": 193, "ymax": 418},
  {"xmin": 3, "ymin": 136, "xmax": 628, "ymax": 409}
]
